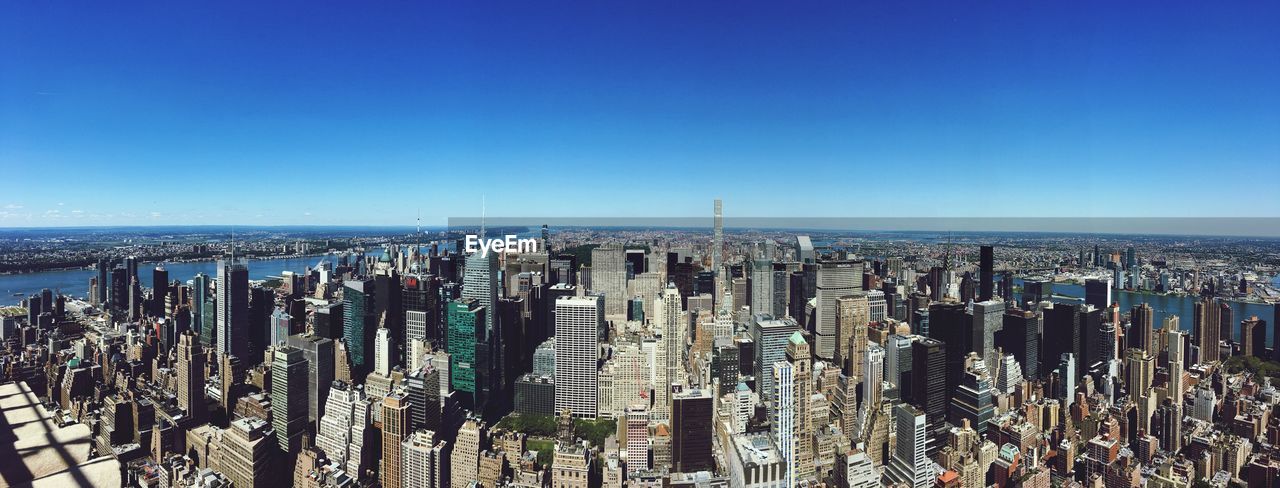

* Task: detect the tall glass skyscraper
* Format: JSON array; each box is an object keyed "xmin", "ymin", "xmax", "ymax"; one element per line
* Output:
[
  {"xmin": 216, "ymin": 259, "xmax": 249, "ymax": 360},
  {"xmin": 344, "ymin": 279, "xmax": 376, "ymax": 376}
]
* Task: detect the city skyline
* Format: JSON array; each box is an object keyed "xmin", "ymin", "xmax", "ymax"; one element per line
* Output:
[{"xmin": 3, "ymin": 2, "xmax": 1279, "ymax": 226}]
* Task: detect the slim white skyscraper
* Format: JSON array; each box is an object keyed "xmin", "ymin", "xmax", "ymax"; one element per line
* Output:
[
  {"xmin": 555, "ymin": 295, "xmax": 603, "ymax": 418},
  {"xmin": 859, "ymin": 342, "xmax": 885, "ymax": 436},
  {"xmin": 374, "ymin": 326, "xmax": 393, "ymax": 377},
  {"xmin": 653, "ymin": 283, "xmax": 683, "ymax": 422},
  {"xmin": 772, "ymin": 361, "xmax": 796, "ymax": 488}
]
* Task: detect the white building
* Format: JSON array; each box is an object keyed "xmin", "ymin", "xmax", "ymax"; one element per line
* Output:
[
  {"xmin": 883, "ymin": 403, "xmax": 932, "ymax": 488},
  {"xmin": 555, "ymin": 295, "xmax": 603, "ymax": 418},
  {"xmin": 374, "ymin": 326, "xmax": 392, "ymax": 377},
  {"xmin": 772, "ymin": 361, "xmax": 796, "ymax": 488},
  {"xmin": 402, "ymin": 430, "xmax": 446, "ymax": 488}
]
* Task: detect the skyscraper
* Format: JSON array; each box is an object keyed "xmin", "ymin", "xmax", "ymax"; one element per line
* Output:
[
  {"xmin": 1130, "ymin": 303, "xmax": 1155, "ymax": 356},
  {"xmin": 884, "ymin": 403, "xmax": 932, "ymax": 488},
  {"xmin": 1084, "ymin": 278, "xmax": 1111, "ymax": 310},
  {"xmin": 816, "ymin": 261, "xmax": 860, "ymax": 360},
  {"xmin": 836, "ymin": 293, "xmax": 870, "ymax": 378},
  {"xmin": 462, "ymin": 251, "xmax": 498, "ymax": 331},
  {"xmin": 772, "ymin": 360, "xmax": 796, "ymax": 488},
  {"xmin": 590, "ymin": 244, "xmax": 627, "ymax": 316},
  {"xmin": 177, "ymin": 331, "xmax": 206, "ymax": 424},
  {"xmin": 671, "ymin": 389, "xmax": 713, "ymax": 473},
  {"xmin": 752, "ymin": 315, "xmax": 800, "ymax": 409},
  {"xmin": 1241, "ymin": 316, "xmax": 1266, "ymax": 358},
  {"xmin": 375, "ymin": 325, "xmax": 393, "ymax": 377},
  {"xmin": 555, "ymin": 295, "xmax": 603, "ymax": 419},
  {"xmin": 217, "ymin": 258, "xmax": 250, "ymax": 361},
  {"xmin": 272, "ymin": 346, "xmax": 308, "ymax": 455},
  {"xmin": 1194, "ymin": 298, "xmax": 1221, "ymax": 364},
  {"xmin": 344, "ymin": 279, "xmax": 377, "ymax": 377},
  {"xmin": 750, "ymin": 257, "xmax": 775, "ymax": 317},
  {"xmin": 447, "ymin": 299, "xmax": 485, "ymax": 400},
  {"xmin": 654, "ymin": 284, "xmax": 684, "ymax": 422},
  {"xmin": 996, "ymin": 308, "xmax": 1040, "ymax": 379},
  {"xmin": 381, "ymin": 392, "xmax": 411, "ymax": 488},
  {"xmin": 402, "ymin": 430, "xmax": 446, "ymax": 488},
  {"xmin": 979, "ymin": 245, "xmax": 994, "ymax": 302},
  {"xmin": 192, "ymin": 272, "xmax": 213, "ymax": 346},
  {"xmin": 625, "ymin": 404, "xmax": 650, "ymax": 474},
  {"xmin": 712, "ymin": 199, "xmax": 723, "ymax": 274}
]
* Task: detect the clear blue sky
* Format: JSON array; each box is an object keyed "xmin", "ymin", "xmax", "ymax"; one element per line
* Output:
[{"xmin": 2, "ymin": 2, "xmax": 1277, "ymax": 227}]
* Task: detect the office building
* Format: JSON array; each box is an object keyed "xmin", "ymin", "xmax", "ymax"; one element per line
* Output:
[
  {"xmin": 591, "ymin": 244, "xmax": 627, "ymax": 316},
  {"xmin": 217, "ymin": 258, "xmax": 250, "ymax": 361},
  {"xmin": 884, "ymin": 403, "xmax": 932, "ymax": 488},
  {"xmin": 344, "ymin": 279, "xmax": 377, "ymax": 377},
  {"xmin": 381, "ymin": 392, "xmax": 411, "ymax": 488},
  {"xmin": 815, "ymin": 261, "xmax": 860, "ymax": 360},
  {"xmin": 671, "ymin": 389, "xmax": 713, "ymax": 473},
  {"xmin": 177, "ymin": 331, "xmax": 206, "ymax": 424},
  {"xmin": 272, "ymin": 346, "xmax": 309, "ymax": 455},
  {"xmin": 555, "ymin": 295, "xmax": 603, "ymax": 419},
  {"xmin": 978, "ymin": 245, "xmax": 994, "ymax": 302}
]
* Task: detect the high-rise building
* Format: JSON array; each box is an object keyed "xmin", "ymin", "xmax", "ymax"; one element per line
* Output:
[
  {"xmin": 910, "ymin": 338, "xmax": 946, "ymax": 445},
  {"xmin": 152, "ymin": 266, "xmax": 170, "ymax": 318},
  {"xmin": 625, "ymin": 404, "xmax": 650, "ymax": 474},
  {"xmin": 1166, "ymin": 329, "xmax": 1186, "ymax": 401},
  {"xmin": 285, "ymin": 334, "xmax": 336, "ymax": 426},
  {"xmin": 381, "ymin": 392, "xmax": 411, "ymax": 488},
  {"xmin": 190, "ymin": 271, "xmax": 211, "ymax": 343},
  {"xmin": 816, "ymin": 261, "xmax": 860, "ymax": 360},
  {"xmin": 752, "ymin": 315, "xmax": 800, "ymax": 409},
  {"xmin": 176, "ymin": 331, "xmax": 206, "ymax": 424},
  {"xmin": 375, "ymin": 325, "xmax": 393, "ymax": 377},
  {"xmin": 997, "ymin": 308, "xmax": 1040, "ymax": 379},
  {"xmin": 402, "ymin": 430, "xmax": 446, "ymax": 488},
  {"xmin": 591, "ymin": 244, "xmax": 627, "ymax": 316},
  {"xmin": 447, "ymin": 299, "xmax": 485, "ymax": 398},
  {"xmin": 772, "ymin": 360, "xmax": 797, "ymax": 488},
  {"xmin": 860, "ymin": 342, "xmax": 885, "ymax": 435},
  {"xmin": 1241, "ymin": 316, "xmax": 1266, "ymax": 358},
  {"xmin": 1057, "ymin": 354, "xmax": 1077, "ymax": 408},
  {"xmin": 344, "ymin": 279, "xmax": 377, "ymax": 377},
  {"xmin": 671, "ymin": 389, "xmax": 713, "ymax": 473},
  {"xmin": 1130, "ymin": 303, "xmax": 1155, "ymax": 356},
  {"xmin": 1194, "ymin": 298, "xmax": 1221, "ymax": 364},
  {"xmin": 1084, "ymin": 278, "xmax": 1111, "ymax": 310},
  {"xmin": 750, "ymin": 258, "xmax": 775, "ymax": 317},
  {"xmin": 451, "ymin": 419, "xmax": 485, "ymax": 488},
  {"xmin": 979, "ymin": 245, "xmax": 994, "ymax": 302},
  {"xmin": 217, "ymin": 258, "xmax": 250, "ymax": 361},
  {"xmin": 836, "ymin": 293, "xmax": 870, "ymax": 378},
  {"xmin": 884, "ymin": 403, "xmax": 932, "ymax": 488},
  {"xmin": 654, "ymin": 284, "xmax": 684, "ymax": 422},
  {"xmin": 1124, "ymin": 348, "xmax": 1154, "ymax": 397},
  {"xmin": 463, "ymin": 251, "xmax": 498, "ymax": 331},
  {"xmin": 272, "ymin": 346, "xmax": 308, "ymax": 455},
  {"xmin": 316, "ymin": 381, "xmax": 373, "ymax": 476},
  {"xmin": 948, "ymin": 357, "xmax": 995, "ymax": 436},
  {"xmin": 785, "ymin": 332, "xmax": 814, "ymax": 482},
  {"xmin": 713, "ymin": 199, "xmax": 723, "ymax": 274},
  {"xmin": 220, "ymin": 417, "xmax": 275, "ymax": 488},
  {"xmin": 972, "ymin": 300, "xmax": 1006, "ymax": 372},
  {"xmin": 555, "ymin": 295, "xmax": 603, "ymax": 419}
]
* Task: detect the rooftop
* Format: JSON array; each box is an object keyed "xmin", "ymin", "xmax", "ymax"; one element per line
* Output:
[{"xmin": 0, "ymin": 381, "xmax": 121, "ymax": 488}]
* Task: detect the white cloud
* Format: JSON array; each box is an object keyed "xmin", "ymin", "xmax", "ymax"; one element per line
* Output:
[
  {"xmin": 71, "ymin": 210, "xmax": 83, "ymax": 214},
  {"xmin": 4, "ymin": 204, "xmax": 22, "ymax": 209},
  {"xmin": 150, "ymin": 212, "xmax": 162, "ymax": 219}
]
